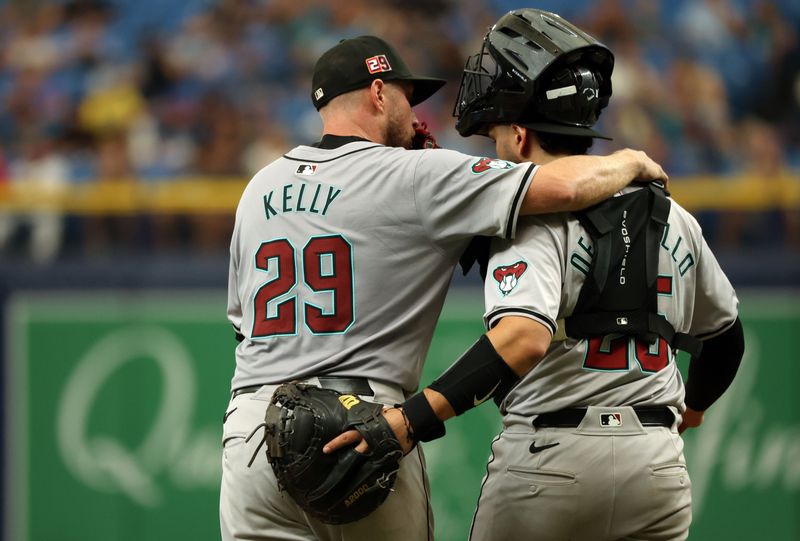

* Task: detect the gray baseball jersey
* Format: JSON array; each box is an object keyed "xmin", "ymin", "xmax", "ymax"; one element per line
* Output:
[
  {"xmin": 484, "ymin": 186, "xmax": 739, "ymax": 416},
  {"xmin": 227, "ymin": 139, "xmax": 536, "ymax": 393}
]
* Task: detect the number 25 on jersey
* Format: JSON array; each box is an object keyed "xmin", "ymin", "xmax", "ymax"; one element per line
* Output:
[
  {"xmin": 252, "ymin": 235, "xmax": 354, "ymax": 338},
  {"xmin": 584, "ymin": 333, "xmax": 671, "ymax": 373}
]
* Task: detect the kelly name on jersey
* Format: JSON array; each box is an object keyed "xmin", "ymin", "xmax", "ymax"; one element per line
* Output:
[{"xmin": 263, "ymin": 178, "xmax": 343, "ymax": 220}]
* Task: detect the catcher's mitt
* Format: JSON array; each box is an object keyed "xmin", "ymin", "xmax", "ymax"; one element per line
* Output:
[{"xmin": 262, "ymin": 383, "xmax": 403, "ymax": 524}]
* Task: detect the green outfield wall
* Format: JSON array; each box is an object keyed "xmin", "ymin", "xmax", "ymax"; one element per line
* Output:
[{"xmin": 4, "ymin": 290, "xmax": 798, "ymax": 541}]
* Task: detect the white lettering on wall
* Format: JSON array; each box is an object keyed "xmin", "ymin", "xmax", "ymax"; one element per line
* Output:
[{"xmin": 55, "ymin": 326, "xmax": 214, "ymax": 507}]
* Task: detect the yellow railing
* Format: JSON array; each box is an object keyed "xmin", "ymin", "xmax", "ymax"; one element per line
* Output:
[
  {"xmin": 667, "ymin": 173, "xmax": 800, "ymax": 212},
  {"xmin": 0, "ymin": 178, "xmax": 246, "ymax": 215},
  {"xmin": 0, "ymin": 173, "xmax": 797, "ymax": 214}
]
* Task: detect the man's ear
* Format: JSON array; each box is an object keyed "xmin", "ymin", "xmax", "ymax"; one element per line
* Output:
[
  {"xmin": 512, "ymin": 124, "xmax": 531, "ymax": 158},
  {"xmin": 368, "ymin": 79, "xmax": 386, "ymax": 113}
]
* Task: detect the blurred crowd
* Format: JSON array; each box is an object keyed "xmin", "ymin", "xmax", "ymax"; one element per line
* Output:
[{"xmin": 0, "ymin": 0, "xmax": 798, "ymax": 263}]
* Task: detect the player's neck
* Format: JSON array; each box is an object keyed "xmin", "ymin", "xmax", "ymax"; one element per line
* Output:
[
  {"xmin": 520, "ymin": 146, "xmax": 565, "ymax": 166},
  {"xmin": 322, "ymin": 123, "xmax": 378, "ymax": 143},
  {"xmin": 320, "ymin": 107, "xmax": 386, "ymax": 145}
]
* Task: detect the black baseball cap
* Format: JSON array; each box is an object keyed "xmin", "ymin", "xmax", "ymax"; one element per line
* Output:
[{"xmin": 311, "ymin": 35, "xmax": 446, "ymax": 110}]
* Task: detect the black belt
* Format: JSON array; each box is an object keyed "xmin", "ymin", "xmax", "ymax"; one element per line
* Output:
[
  {"xmin": 231, "ymin": 376, "xmax": 374, "ymax": 398},
  {"xmin": 532, "ymin": 406, "xmax": 674, "ymax": 428}
]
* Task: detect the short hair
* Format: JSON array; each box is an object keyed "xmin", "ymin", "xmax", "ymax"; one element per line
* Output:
[{"xmin": 535, "ymin": 131, "xmax": 594, "ymax": 156}]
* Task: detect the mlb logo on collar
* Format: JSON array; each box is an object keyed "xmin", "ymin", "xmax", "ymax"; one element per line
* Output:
[
  {"xmin": 600, "ymin": 413, "xmax": 622, "ymax": 427},
  {"xmin": 365, "ymin": 54, "xmax": 392, "ymax": 74},
  {"xmin": 296, "ymin": 164, "xmax": 317, "ymax": 176}
]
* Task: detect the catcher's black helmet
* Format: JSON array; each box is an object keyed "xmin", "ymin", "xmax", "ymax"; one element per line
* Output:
[{"xmin": 453, "ymin": 8, "xmax": 614, "ymax": 139}]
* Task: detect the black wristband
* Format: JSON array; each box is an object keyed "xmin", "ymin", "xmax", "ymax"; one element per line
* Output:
[{"xmin": 401, "ymin": 393, "xmax": 446, "ymax": 443}]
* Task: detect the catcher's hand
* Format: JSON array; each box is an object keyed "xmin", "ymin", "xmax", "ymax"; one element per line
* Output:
[
  {"xmin": 678, "ymin": 407, "xmax": 704, "ymax": 434},
  {"xmin": 324, "ymin": 407, "xmax": 415, "ymax": 455},
  {"xmin": 263, "ymin": 383, "xmax": 403, "ymax": 525},
  {"xmin": 411, "ymin": 121, "xmax": 440, "ymax": 149}
]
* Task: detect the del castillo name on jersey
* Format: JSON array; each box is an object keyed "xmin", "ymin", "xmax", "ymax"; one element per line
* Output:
[
  {"xmin": 263, "ymin": 182, "xmax": 343, "ymax": 220},
  {"xmin": 570, "ymin": 218, "xmax": 696, "ymax": 278}
]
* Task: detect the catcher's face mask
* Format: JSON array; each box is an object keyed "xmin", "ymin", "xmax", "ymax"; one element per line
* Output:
[
  {"xmin": 453, "ymin": 44, "xmax": 497, "ymax": 123},
  {"xmin": 453, "ymin": 39, "xmax": 529, "ymax": 137},
  {"xmin": 453, "ymin": 8, "xmax": 614, "ymax": 138}
]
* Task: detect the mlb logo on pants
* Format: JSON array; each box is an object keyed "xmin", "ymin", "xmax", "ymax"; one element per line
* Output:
[{"xmin": 600, "ymin": 413, "xmax": 622, "ymax": 427}]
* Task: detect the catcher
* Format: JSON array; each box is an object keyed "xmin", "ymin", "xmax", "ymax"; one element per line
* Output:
[{"xmin": 327, "ymin": 9, "xmax": 745, "ymax": 541}]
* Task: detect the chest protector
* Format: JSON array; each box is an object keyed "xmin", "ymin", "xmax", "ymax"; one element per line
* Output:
[{"xmin": 564, "ymin": 184, "xmax": 703, "ymax": 357}]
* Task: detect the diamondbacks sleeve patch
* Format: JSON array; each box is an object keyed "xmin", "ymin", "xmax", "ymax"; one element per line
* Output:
[
  {"xmin": 471, "ymin": 157, "xmax": 514, "ymax": 174},
  {"xmin": 493, "ymin": 261, "xmax": 528, "ymax": 296}
]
